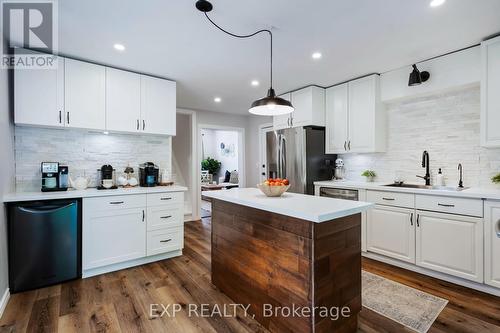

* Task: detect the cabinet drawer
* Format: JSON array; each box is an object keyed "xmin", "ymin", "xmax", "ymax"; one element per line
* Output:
[
  {"xmin": 367, "ymin": 190, "xmax": 414, "ymax": 208},
  {"xmin": 147, "ymin": 206, "xmax": 183, "ymax": 231},
  {"xmin": 147, "ymin": 227, "xmax": 183, "ymax": 256},
  {"xmin": 416, "ymin": 195, "xmax": 483, "ymax": 217},
  {"xmin": 147, "ymin": 192, "xmax": 183, "ymax": 207},
  {"xmin": 84, "ymin": 194, "xmax": 146, "ymax": 211}
]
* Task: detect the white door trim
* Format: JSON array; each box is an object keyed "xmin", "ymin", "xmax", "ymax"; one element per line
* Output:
[
  {"xmin": 0, "ymin": 288, "xmax": 10, "ymax": 319},
  {"xmin": 176, "ymin": 108, "xmax": 198, "ymax": 221},
  {"xmin": 258, "ymin": 123, "xmax": 273, "ymax": 182}
]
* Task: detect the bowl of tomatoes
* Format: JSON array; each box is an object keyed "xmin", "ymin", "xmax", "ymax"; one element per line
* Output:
[{"xmin": 257, "ymin": 178, "xmax": 291, "ymax": 197}]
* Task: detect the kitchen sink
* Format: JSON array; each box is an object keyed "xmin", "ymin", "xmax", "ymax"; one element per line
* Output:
[{"xmin": 384, "ymin": 183, "xmax": 469, "ymax": 191}]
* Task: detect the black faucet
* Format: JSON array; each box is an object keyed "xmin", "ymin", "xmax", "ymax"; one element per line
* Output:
[
  {"xmin": 458, "ymin": 163, "xmax": 464, "ymax": 188},
  {"xmin": 416, "ymin": 150, "xmax": 431, "ymax": 186}
]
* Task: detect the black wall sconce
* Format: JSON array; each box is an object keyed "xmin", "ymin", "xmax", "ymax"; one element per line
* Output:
[{"xmin": 408, "ymin": 64, "xmax": 430, "ymax": 86}]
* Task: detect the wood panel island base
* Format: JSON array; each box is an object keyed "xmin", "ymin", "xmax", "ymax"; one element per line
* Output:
[{"xmin": 203, "ymin": 188, "xmax": 373, "ymax": 333}]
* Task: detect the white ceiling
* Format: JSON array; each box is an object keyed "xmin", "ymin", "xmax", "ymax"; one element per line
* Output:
[{"xmin": 57, "ymin": 0, "xmax": 500, "ymax": 115}]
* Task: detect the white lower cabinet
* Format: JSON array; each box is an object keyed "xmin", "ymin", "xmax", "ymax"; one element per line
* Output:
[
  {"xmin": 485, "ymin": 201, "xmax": 500, "ymax": 288},
  {"xmin": 83, "ymin": 192, "xmax": 184, "ymax": 274},
  {"xmin": 367, "ymin": 205, "xmax": 415, "ymax": 263},
  {"xmin": 416, "ymin": 210, "xmax": 483, "ymax": 283},
  {"xmin": 83, "ymin": 204, "xmax": 146, "ymax": 270}
]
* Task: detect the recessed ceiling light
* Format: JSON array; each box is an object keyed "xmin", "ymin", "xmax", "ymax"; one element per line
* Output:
[
  {"xmin": 312, "ymin": 52, "xmax": 322, "ymax": 60},
  {"xmin": 251, "ymin": 80, "xmax": 260, "ymax": 87},
  {"xmin": 430, "ymin": 0, "xmax": 445, "ymax": 7},
  {"xmin": 113, "ymin": 43, "xmax": 126, "ymax": 51},
  {"xmin": 214, "ymin": 97, "xmax": 222, "ymax": 103}
]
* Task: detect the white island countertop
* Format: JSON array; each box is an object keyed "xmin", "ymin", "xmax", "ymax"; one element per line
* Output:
[
  {"xmin": 202, "ymin": 187, "xmax": 373, "ymax": 223},
  {"xmin": 3, "ymin": 185, "xmax": 188, "ymax": 203}
]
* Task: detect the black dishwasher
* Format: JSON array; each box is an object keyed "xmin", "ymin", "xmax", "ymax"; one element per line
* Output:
[{"xmin": 8, "ymin": 199, "xmax": 81, "ymax": 293}]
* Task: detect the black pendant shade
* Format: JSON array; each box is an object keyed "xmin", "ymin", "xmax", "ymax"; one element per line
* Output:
[
  {"xmin": 408, "ymin": 64, "xmax": 430, "ymax": 86},
  {"xmin": 249, "ymin": 88, "xmax": 294, "ymax": 116}
]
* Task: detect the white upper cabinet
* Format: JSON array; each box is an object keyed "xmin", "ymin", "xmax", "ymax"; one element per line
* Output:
[
  {"xmin": 64, "ymin": 58, "xmax": 106, "ymax": 130},
  {"xmin": 140, "ymin": 75, "xmax": 176, "ymax": 136},
  {"xmin": 291, "ymin": 86, "xmax": 325, "ymax": 127},
  {"xmin": 273, "ymin": 93, "xmax": 292, "ymax": 130},
  {"xmin": 325, "ymin": 74, "xmax": 385, "ymax": 154},
  {"xmin": 481, "ymin": 36, "xmax": 500, "ymax": 148},
  {"xmin": 106, "ymin": 68, "xmax": 141, "ymax": 133},
  {"xmin": 273, "ymin": 86, "xmax": 325, "ymax": 130},
  {"xmin": 325, "ymin": 83, "xmax": 348, "ymax": 153},
  {"xmin": 14, "ymin": 56, "xmax": 65, "ymax": 127},
  {"xmin": 14, "ymin": 53, "xmax": 176, "ymax": 136}
]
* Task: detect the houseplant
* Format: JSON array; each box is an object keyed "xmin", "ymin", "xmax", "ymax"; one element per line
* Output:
[
  {"xmin": 361, "ymin": 170, "xmax": 377, "ymax": 182},
  {"xmin": 201, "ymin": 157, "xmax": 222, "ymax": 179}
]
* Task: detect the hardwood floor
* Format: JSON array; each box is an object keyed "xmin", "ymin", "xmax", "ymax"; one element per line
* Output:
[{"xmin": 1, "ymin": 218, "xmax": 499, "ymax": 333}]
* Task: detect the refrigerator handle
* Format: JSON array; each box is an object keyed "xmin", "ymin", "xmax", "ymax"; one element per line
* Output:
[{"xmin": 281, "ymin": 135, "xmax": 287, "ymax": 179}]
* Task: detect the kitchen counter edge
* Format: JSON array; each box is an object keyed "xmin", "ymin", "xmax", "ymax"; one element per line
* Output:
[
  {"xmin": 314, "ymin": 181, "xmax": 500, "ymax": 200},
  {"xmin": 3, "ymin": 186, "xmax": 188, "ymax": 203}
]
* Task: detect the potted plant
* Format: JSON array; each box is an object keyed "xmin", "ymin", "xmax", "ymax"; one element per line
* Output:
[
  {"xmin": 362, "ymin": 170, "xmax": 377, "ymax": 182},
  {"xmin": 201, "ymin": 157, "xmax": 222, "ymax": 180},
  {"xmin": 492, "ymin": 173, "xmax": 500, "ymax": 186}
]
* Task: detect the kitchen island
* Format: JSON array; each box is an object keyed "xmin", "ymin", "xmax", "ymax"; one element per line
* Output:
[{"xmin": 202, "ymin": 188, "xmax": 373, "ymax": 333}]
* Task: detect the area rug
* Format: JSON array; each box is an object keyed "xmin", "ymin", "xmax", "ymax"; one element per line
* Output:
[{"xmin": 362, "ymin": 271, "xmax": 448, "ymax": 333}]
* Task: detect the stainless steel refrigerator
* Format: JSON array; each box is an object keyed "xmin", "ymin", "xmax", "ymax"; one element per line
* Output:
[{"xmin": 265, "ymin": 126, "xmax": 336, "ymax": 195}]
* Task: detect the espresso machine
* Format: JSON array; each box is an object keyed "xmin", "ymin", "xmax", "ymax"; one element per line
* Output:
[
  {"xmin": 97, "ymin": 164, "xmax": 117, "ymax": 190},
  {"xmin": 139, "ymin": 162, "xmax": 159, "ymax": 187},
  {"xmin": 41, "ymin": 162, "xmax": 69, "ymax": 192}
]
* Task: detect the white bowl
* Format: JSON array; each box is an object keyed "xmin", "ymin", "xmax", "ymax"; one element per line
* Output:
[{"xmin": 257, "ymin": 183, "xmax": 291, "ymax": 197}]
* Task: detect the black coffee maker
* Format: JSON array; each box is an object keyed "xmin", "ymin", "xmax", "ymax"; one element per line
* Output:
[
  {"xmin": 97, "ymin": 164, "xmax": 117, "ymax": 190},
  {"xmin": 139, "ymin": 162, "xmax": 159, "ymax": 187}
]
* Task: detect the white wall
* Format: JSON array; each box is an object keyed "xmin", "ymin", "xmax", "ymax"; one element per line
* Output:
[
  {"xmin": 201, "ymin": 128, "xmax": 239, "ymax": 177},
  {"xmin": 340, "ymin": 85, "xmax": 500, "ymax": 188},
  {"xmin": 172, "ymin": 113, "xmax": 192, "ymax": 216},
  {"xmin": 0, "ymin": 67, "xmax": 15, "ymax": 310}
]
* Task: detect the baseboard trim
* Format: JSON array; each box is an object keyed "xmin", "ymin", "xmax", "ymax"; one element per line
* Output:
[
  {"xmin": 363, "ymin": 252, "xmax": 500, "ymax": 297},
  {"xmin": 82, "ymin": 250, "xmax": 183, "ymax": 278},
  {"xmin": 0, "ymin": 288, "xmax": 10, "ymax": 319}
]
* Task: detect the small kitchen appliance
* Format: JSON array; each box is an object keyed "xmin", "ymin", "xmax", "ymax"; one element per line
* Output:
[
  {"xmin": 97, "ymin": 164, "xmax": 117, "ymax": 190},
  {"xmin": 139, "ymin": 162, "xmax": 159, "ymax": 187},
  {"xmin": 41, "ymin": 162, "xmax": 69, "ymax": 192},
  {"xmin": 334, "ymin": 158, "xmax": 346, "ymax": 180}
]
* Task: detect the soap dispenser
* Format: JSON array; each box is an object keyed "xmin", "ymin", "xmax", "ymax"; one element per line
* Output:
[{"xmin": 436, "ymin": 168, "xmax": 445, "ymax": 186}]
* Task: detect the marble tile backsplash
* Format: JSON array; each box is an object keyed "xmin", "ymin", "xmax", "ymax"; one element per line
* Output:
[
  {"xmin": 14, "ymin": 127, "xmax": 171, "ymax": 191},
  {"xmin": 339, "ymin": 85, "xmax": 500, "ymax": 189}
]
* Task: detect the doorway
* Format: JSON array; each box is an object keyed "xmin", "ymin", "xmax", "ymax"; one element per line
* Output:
[{"xmin": 198, "ymin": 124, "xmax": 245, "ymax": 218}]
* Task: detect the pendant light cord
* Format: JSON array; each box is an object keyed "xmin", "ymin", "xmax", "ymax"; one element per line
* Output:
[{"xmin": 204, "ymin": 13, "xmax": 273, "ymax": 89}]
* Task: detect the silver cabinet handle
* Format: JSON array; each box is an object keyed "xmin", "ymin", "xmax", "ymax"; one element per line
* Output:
[
  {"xmin": 382, "ymin": 197, "xmax": 395, "ymax": 201},
  {"xmin": 66, "ymin": 111, "xmax": 70, "ymax": 124},
  {"xmin": 438, "ymin": 203, "xmax": 455, "ymax": 208},
  {"xmin": 496, "ymin": 219, "xmax": 500, "ymax": 238},
  {"xmin": 142, "ymin": 210, "xmax": 145, "ymax": 222},
  {"xmin": 290, "ymin": 117, "xmax": 293, "ymax": 127},
  {"xmin": 160, "ymin": 215, "xmax": 172, "ymax": 219},
  {"xmin": 109, "ymin": 201, "xmax": 124, "ymax": 205},
  {"xmin": 143, "ymin": 119, "xmax": 145, "ymax": 130},
  {"xmin": 410, "ymin": 213, "xmax": 413, "ymax": 226},
  {"xmin": 348, "ymin": 140, "xmax": 351, "ymax": 150},
  {"xmin": 137, "ymin": 119, "xmax": 139, "ymax": 130},
  {"xmin": 417, "ymin": 214, "xmax": 420, "ymax": 227},
  {"xmin": 160, "ymin": 239, "xmax": 172, "ymax": 243},
  {"xmin": 344, "ymin": 141, "xmax": 347, "ymax": 151},
  {"xmin": 160, "ymin": 197, "xmax": 172, "ymax": 201},
  {"xmin": 59, "ymin": 110, "xmax": 62, "ymax": 124}
]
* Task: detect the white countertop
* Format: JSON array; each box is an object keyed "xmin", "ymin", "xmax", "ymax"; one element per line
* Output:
[
  {"xmin": 3, "ymin": 185, "xmax": 188, "ymax": 203},
  {"xmin": 314, "ymin": 180, "xmax": 500, "ymax": 200},
  {"xmin": 202, "ymin": 187, "xmax": 373, "ymax": 223}
]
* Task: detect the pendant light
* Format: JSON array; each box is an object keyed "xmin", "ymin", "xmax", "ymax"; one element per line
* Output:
[{"xmin": 195, "ymin": 0, "xmax": 294, "ymax": 116}]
